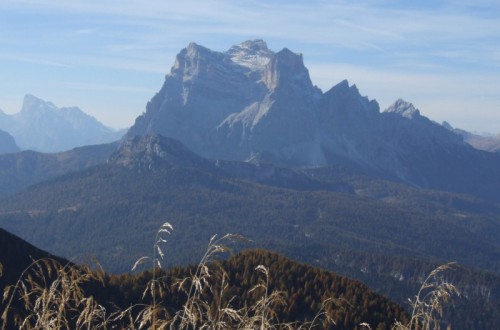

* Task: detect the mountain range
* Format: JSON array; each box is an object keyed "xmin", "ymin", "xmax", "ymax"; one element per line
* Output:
[
  {"xmin": 0, "ymin": 141, "xmax": 117, "ymax": 199},
  {"xmin": 443, "ymin": 121, "xmax": 500, "ymax": 153},
  {"xmin": 0, "ymin": 94, "xmax": 125, "ymax": 152},
  {"xmin": 1, "ymin": 40, "xmax": 499, "ymax": 329},
  {"xmin": 1, "ymin": 134, "xmax": 499, "ymax": 273},
  {"xmin": 127, "ymin": 40, "xmax": 500, "ymax": 203}
]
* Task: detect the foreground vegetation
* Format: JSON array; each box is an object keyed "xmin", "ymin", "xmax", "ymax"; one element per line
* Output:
[{"xmin": 0, "ymin": 224, "xmax": 459, "ymax": 329}]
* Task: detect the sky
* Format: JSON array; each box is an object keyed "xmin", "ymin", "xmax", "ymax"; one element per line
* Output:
[{"xmin": 0, "ymin": 0, "xmax": 499, "ymax": 134}]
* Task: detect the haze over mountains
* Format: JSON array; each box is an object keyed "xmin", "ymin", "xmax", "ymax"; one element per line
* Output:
[
  {"xmin": 1, "ymin": 133, "xmax": 499, "ymax": 329},
  {"xmin": 0, "ymin": 94, "xmax": 125, "ymax": 153},
  {"xmin": 443, "ymin": 121, "xmax": 500, "ymax": 153},
  {"xmin": 0, "ymin": 141, "xmax": 118, "ymax": 199},
  {"xmin": 0, "ymin": 40, "xmax": 499, "ymax": 329}
]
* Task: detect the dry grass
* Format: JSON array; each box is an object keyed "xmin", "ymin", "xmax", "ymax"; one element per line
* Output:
[
  {"xmin": 391, "ymin": 263, "xmax": 459, "ymax": 330},
  {"xmin": 1, "ymin": 224, "xmax": 459, "ymax": 329},
  {"xmin": 1, "ymin": 258, "xmax": 108, "ymax": 329}
]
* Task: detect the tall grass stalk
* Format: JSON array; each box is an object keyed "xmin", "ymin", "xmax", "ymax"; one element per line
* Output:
[
  {"xmin": 392, "ymin": 263, "xmax": 459, "ymax": 330},
  {"xmin": 130, "ymin": 221, "xmax": 174, "ymax": 329},
  {"xmin": 1, "ymin": 223, "xmax": 459, "ymax": 330},
  {"xmin": 1, "ymin": 258, "xmax": 108, "ymax": 329}
]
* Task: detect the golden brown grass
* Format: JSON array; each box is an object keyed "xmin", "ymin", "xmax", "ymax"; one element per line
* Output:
[
  {"xmin": 392, "ymin": 263, "xmax": 459, "ymax": 330},
  {"xmin": 1, "ymin": 258, "xmax": 108, "ymax": 329},
  {"xmin": 1, "ymin": 223, "xmax": 459, "ymax": 330}
]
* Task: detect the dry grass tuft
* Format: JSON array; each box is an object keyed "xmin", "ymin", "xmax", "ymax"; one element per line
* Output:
[
  {"xmin": 391, "ymin": 262, "xmax": 459, "ymax": 330},
  {"xmin": 1, "ymin": 223, "xmax": 460, "ymax": 330},
  {"xmin": 1, "ymin": 258, "xmax": 108, "ymax": 329}
]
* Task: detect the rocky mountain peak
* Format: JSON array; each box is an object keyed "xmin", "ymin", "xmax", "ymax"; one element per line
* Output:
[
  {"xmin": 320, "ymin": 80, "xmax": 380, "ymax": 119},
  {"xmin": 441, "ymin": 121, "xmax": 453, "ymax": 130},
  {"xmin": 262, "ymin": 47, "xmax": 312, "ymax": 91},
  {"xmin": 236, "ymin": 39, "xmax": 269, "ymax": 52},
  {"xmin": 384, "ymin": 99, "xmax": 420, "ymax": 119},
  {"xmin": 185, "ymin": 42, "xmax": 213, "ymax": 58},
  {"xmin": 226, "ymin": 39, "xmax": 273, "ymax": 72},
  {"xmin": 109, "ymin": 134, "xmax": 213, "ymax": 170},
  {"xmin": 21, "ymin": 94, "xmax": 57, "ymax": 115},
  {"xmin": 325, "ymin": 80, "xmax": 363, "ymax": 98},
  {"xmin": 172, "ymin": 42, "xmax": 220, "ymax": 78},
  {"xmin": 0, "ymin": 95, "xmax": 124, "ymax": 152}
]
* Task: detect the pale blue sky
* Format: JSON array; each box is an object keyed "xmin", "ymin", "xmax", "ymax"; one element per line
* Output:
[{"xmin": 1, "ymin": 0, "xmax": 499, "ymax": 133}]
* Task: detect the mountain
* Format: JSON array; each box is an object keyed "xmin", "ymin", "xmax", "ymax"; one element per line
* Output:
[
  {"xmin": 104, "ymin": 249, "xmax": 410, "ymax": 329},
  {"xmin": 0, "ymin": 227, "xmax": 68, "ymax": 292},
  {"xmin": 377, "ymin": 100, "xmax": 500, "ymax": 201},
  {"xmin": 126, "ymin": 40, "xmax": 500, "ymax": 203},
  {"xmin": 443, "ymin": 121, "xmax": 500, "ymax": 153},
  {"xmin": 126, "ymin": 40, "xmax": 321, "ymax": 163},
  {"xmin": 0, "ymin": 135, "xmax": 498, "ymax": 328},
  {"xmin": 0, "ymin": 129, "xmax": 19, "ymax": 155},
  {"xmin": 112, "ymin": 134, "xmax": 350, "ymax": 192},
  {"xmin": 0, "ymin": 230, "xmax": 409, "ymax": 329},
  {"xmin": 0, "ymin": 141, "xmax": 118, "ymax": 199},
  {"xmin": 0, "ymin": 94, "xmax": 125, "ymax": 152},
  {"xmin": 1, "ymin": 134, "xmax": 499, "ymax": 274}
]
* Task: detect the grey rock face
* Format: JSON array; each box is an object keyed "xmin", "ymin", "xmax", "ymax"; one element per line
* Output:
[
  {"xmin": 384, "ymin": 99, "xmax": 420, "ymax": 119},
  {"xmin": 127, "ymin": 40, "xmax": 321, "ymax": 163},
  {"xmin": 0, "ymin": 95, "xmax": 124, "ymax": 152},
  {"xmin": 109, "ymin": 134, "xmax": 215, "ymax": 170},
  {"xmin": 126, "ymin": 40, "xmax": 500, "ymax": 201}
]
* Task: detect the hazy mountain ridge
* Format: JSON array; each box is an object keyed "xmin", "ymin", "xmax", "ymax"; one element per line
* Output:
[
  {"xmin": 126, "ymin": 40, "xmax": 500, "ymax": 202},
  {"xmin": 0, "ymin": 129, "xmax": 19, "ymax": 155},
  {"xmin": 1, "ymin": 135, "xmax": 498, "ymax": 274},
  {"xmin": 110, "ymin": 134, "xmax": 351, "ymax": 193},
  {"xmin": 0, "ymin": 94, "xmax": 125, "ymax": 152},
  {"xmin": 0, "ymin": 142, "xmax": 118, "ymax": 199},
  {"xmin": 442, "ymin": 121, "xmax": 500, "ymax": 153}
]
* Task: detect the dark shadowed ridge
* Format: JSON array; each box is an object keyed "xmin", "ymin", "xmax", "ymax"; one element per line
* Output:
[{"xmin": 0, "ymin": 228, "xmax": 68, "ymax": 289}]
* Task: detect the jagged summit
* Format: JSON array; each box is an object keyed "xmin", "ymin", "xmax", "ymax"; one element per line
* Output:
[
  {"xmin": 21, "ymin": 94, "xmax": 58, "ymax": 114},
  {"xmin": 0, "ymin": 95, "xmax": 124, "ymax": 152},
  {"xmin": 231, "ymin": 39, "xmax": 269, "ymax": 52},
  {"xmin": 384, "ymin": 99, "xmax": 420, "ymax": 119},
  {"xmin": 226, "ymin": 39, "xmax": 273, "ymax": 71},
  {"xmin": 110, "ymin": 134, "xmax": 214, "ymax": 170},
  {"xmin": 442, "ymin": 121, "xmax": 453, "ymax": 130}
]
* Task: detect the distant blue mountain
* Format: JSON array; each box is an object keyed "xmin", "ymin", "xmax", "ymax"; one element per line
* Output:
[{"xmin": 0, "ymin": 95, "xmax": 125, "ymax": 152}]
